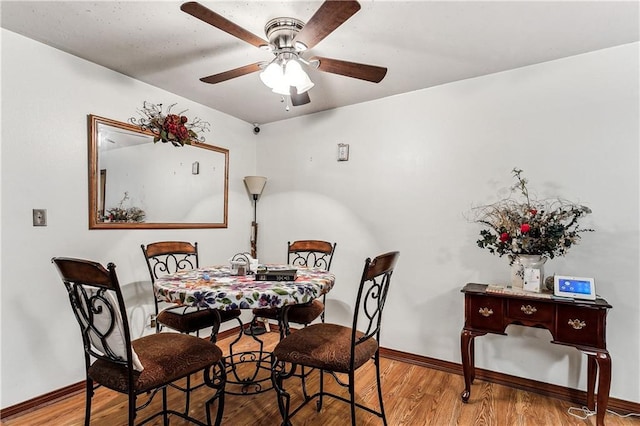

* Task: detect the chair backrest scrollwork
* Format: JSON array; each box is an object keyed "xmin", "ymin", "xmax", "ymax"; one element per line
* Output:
[
  {"xmin": 287, "ymin": 240, "xmax": 337, "ymax": 271},
  {"xmin": 52, "ymin": 257, "xmax": 143, "ymax": 372},
  {"xmin": 351, "ymin": 251, "xmax": 400, "ymax": 351},
  {"xmin": 141, "ymin": 241, "xmax": 199, "ymax": 284}
]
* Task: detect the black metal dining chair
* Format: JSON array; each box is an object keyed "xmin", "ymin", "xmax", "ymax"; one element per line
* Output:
[
  {"xmin": 52, "ymin": 257, "xmax": 226, "ymax": 426},
  {"xmin": 251, "ymin": 240, "xmax": 337, "ymax": 338},
  {"xmin": 271, "ymin": 251, "xmax": 400, "ymax": 426},
  {"xmin": 141, "ymin": 241, "xmax": 243, "ymax": 342},
  {"xmin": 141, "ymin": 241, "xmax": 242, "ymax": 414}
]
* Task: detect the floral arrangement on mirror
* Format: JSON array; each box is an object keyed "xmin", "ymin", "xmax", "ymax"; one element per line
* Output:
[
  {"xmin": 105, "ymin": 192, "xmax": 146, "ymax": 223},
  {"xmin": 129, "ymin": 101, "xmax": 210, "ymax": 147},
  {"xmin": 468, "ymin": 168, "xmax": 593, "ymax": 265}
]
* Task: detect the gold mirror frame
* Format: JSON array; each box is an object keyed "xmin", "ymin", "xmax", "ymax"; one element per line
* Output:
[{"xmin": 88, "ymin": 115, "xmax": 228, "ymax": 229}]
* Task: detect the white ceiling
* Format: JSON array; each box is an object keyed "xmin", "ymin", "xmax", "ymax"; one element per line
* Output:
[{"xmin": 1, "ymin": 1, "xmax": 638, "ymax": 125}]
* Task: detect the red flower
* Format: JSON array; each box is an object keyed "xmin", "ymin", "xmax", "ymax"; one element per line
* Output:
[
  {"xmin": 177, "ymin": 125, "xmax": 189, "ymax": 141},
  {"xmin": 181, "ymin": 116, "xmax": 188, "ymax": 123},
  {"xmin": 500, "ymin": 232, "xmax": 509, "ymax": 242},
  {"xmin": 521, "ymin": 223, "xmax": 531, "ymax": 233},
  {"xmin": 530, "ymin": 208, "xmax": 537, "ymax": 215}
]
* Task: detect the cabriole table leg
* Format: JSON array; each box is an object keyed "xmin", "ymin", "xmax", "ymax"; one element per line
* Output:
[
  {"xmin": 461, "ymin": 329, "xmax": 484, "ymax": 402},
  {"xmin": 595, "ymin": 351, "xmax": 612, "ymax": 426},
  {"xmin": 586, "ymin": 354, "xmax": 597, "ymax": 410}
]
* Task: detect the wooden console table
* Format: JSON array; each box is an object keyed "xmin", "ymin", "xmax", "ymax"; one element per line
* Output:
[{"xmin": 460, "ymin": 283, "xmax": 612, "ymax": 426}]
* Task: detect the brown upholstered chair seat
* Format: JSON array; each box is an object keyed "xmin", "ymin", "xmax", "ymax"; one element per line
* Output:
[
  {"xmin": 273, "ymin": 323, "xmax": 378, "ymax": 374},
  {"xmin": 89, "ymin": 333, "xmax": 222, "ymax": 394},
  {"xmin": 158, "ymin": 307, "xmax": 242, "ymax": 334},
  {"xmin": 253, "ymin": 299, "xmax": 324, "ymax": 326}
]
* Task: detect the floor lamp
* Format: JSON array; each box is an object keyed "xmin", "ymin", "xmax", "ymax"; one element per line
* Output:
[
  {"xmin": 244, "ymin": 176, "xmax": 268, "ymax": 335},
  {"xmin": 243, "ymin": 176, "xmax": 267, "ymax": 259}
]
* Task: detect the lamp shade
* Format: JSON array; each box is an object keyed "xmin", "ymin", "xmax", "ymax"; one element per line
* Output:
[
  {"xmin": 284, "ymin": 59, "xmax": 305, "ymax": 84},
  {"xmin": 294, "ymin": 74, "xmax": 314, "ymax": 94},
  {"xmin": 244, "ymin": 176, "xmax": 267, "ymax": 196},
  {"xmin": 259, "ymin": 63, "xmax": 284, "ymax": 89}
]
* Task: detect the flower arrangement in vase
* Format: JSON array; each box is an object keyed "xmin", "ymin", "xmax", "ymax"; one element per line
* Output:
[
  {"xmin": 468, "ymin": 168, "xmax": 593, "ymax": 287},
  {"xmin": 129, "ymin": 102, "xmax": 210, "ymax": 147},
  {"xmin": 105, "ymin": 192, "xmax": 145, "ymax": 223}
]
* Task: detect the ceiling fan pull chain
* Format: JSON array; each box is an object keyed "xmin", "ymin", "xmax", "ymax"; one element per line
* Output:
[{"xmin": 279, "ymin": 95, "xmax": 290, "ymax": 112}]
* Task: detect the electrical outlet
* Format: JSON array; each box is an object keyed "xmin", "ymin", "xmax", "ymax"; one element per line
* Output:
[
  {"xmin": 32, "ymin": 209, "xmax": 47, "ymax": 226},
  {"xmin": 149, "ymin": 314, "xmax": 157, "ymax": 329}
]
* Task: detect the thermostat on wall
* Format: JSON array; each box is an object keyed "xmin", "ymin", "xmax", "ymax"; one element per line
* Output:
[{"xmin": 553, "ymin": 275, "xmax": 596, "ymax": 300}]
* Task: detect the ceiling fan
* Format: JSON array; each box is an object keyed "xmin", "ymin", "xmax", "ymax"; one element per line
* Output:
[{"xmin": 180, "ymin": 1, "xmax": 387, "ymax": 107}]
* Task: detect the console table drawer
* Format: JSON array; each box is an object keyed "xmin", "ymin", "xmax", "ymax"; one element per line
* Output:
[
  {"xmin": 556, "ymin": 306, "xmax": 605, "ymax": 348},
  {"xmin": 507, "ymin": 300, "xmax": 554, "ymax": 324},
  {"xmin": 465, "ymin": 295, "xmax": 504, "ymax": 332}
]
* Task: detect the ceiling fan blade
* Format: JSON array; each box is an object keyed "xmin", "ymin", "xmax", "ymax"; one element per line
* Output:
[
  {"xmin": 181, "ymin": 2, "xmax": 268, "ymax": 48},
  {"xmin": 290, "ymin": 87, "xmax": 311, "ymax": 106},
  {"xmin": 311, "ymin": 56, "xmax": 387, "ymax": 83},
  {"xmin": 293, "ymin": 0, "xmax": 361, "ymax": 50},
  {"xmin": 200, "ymin": 62, "xmax": 263, "ymax": 84}
]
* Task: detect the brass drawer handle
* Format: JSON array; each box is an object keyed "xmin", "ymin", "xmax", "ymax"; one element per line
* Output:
[
  {"xmin": 521, "ymin": 304, "xmax": 537, "ymax": 315},
  {"xmin": 568, "ymin": 319, "xmax": 586, "ymax": 330},
  {"xmin": 478, "ymin": 307, "xmax": 494, "ymax": 317}
]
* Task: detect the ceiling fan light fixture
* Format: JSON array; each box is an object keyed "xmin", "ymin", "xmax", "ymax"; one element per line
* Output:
[
  {"xmin": 259, "ymin": 62, "xmax": 284, "ymax": 89},
  {"xmin": 261, "ymin": 57, "xmax": 315, "ymax": 95}
]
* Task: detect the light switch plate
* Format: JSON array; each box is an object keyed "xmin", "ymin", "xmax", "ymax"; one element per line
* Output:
[
  {"xmin": 338, "ymin": 143, "xmax": 349, "ymax": 161},
  {"xmin": 33, "ymin": 209, "xmax": 47, "ymax": 226}
]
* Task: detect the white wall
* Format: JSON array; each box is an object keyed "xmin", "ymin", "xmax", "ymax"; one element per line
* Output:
[
  {"xmin": 1, "ymin": 29, "xmax": 638, "ymax": 410},
  {"xmin": 0, "ymin": 30, "xmax": 258, "ymax": 407},
  {"xmin": 256, "ymin": 43, "xmax": 639, "ymax": 402}
]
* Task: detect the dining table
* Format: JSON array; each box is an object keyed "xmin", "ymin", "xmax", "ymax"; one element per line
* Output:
[{"xmin": 154, "ymin": 264, "xmax": 336, "ymax": 395}]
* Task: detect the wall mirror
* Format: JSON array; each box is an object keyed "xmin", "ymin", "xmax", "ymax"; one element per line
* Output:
[{"xmin": 88, "ymin": 115, "xmax": 228, "ymax": 229}]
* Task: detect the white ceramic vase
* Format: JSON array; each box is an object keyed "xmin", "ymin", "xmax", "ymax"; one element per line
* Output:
[{"xmin": 510, "ymin": 255, "xmax": 546, "ymax": 289}]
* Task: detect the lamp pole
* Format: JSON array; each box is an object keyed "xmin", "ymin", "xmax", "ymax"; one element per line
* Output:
[{"xmin": 250, "ymin": 194, "xmax": 259, "ymax": 259}]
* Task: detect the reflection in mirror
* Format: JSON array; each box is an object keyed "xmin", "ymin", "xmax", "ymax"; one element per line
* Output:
[{"xmin": 89, "ymin": 115, "xmax": 228, "ymax": 229}]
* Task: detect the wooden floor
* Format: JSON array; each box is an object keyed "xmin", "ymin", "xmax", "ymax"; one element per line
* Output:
[{"xmin": 3, "ymin": 330, "xmax": 638, "ymax": 426}]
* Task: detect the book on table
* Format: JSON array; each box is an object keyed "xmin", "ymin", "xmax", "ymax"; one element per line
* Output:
[{"xmin": 254, "ymin": 269, "xmax": 298, "ymax": 281}]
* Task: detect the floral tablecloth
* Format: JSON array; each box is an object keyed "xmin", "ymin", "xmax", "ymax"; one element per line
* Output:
[{"xmin": 154, "ymin": 265, "xmax": 335, "ymax": 311}]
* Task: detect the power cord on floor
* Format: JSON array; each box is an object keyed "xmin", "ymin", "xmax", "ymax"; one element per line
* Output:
[{"xmin": 568, "ymin": 405, "xmax": 640, "ymax": 420}]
